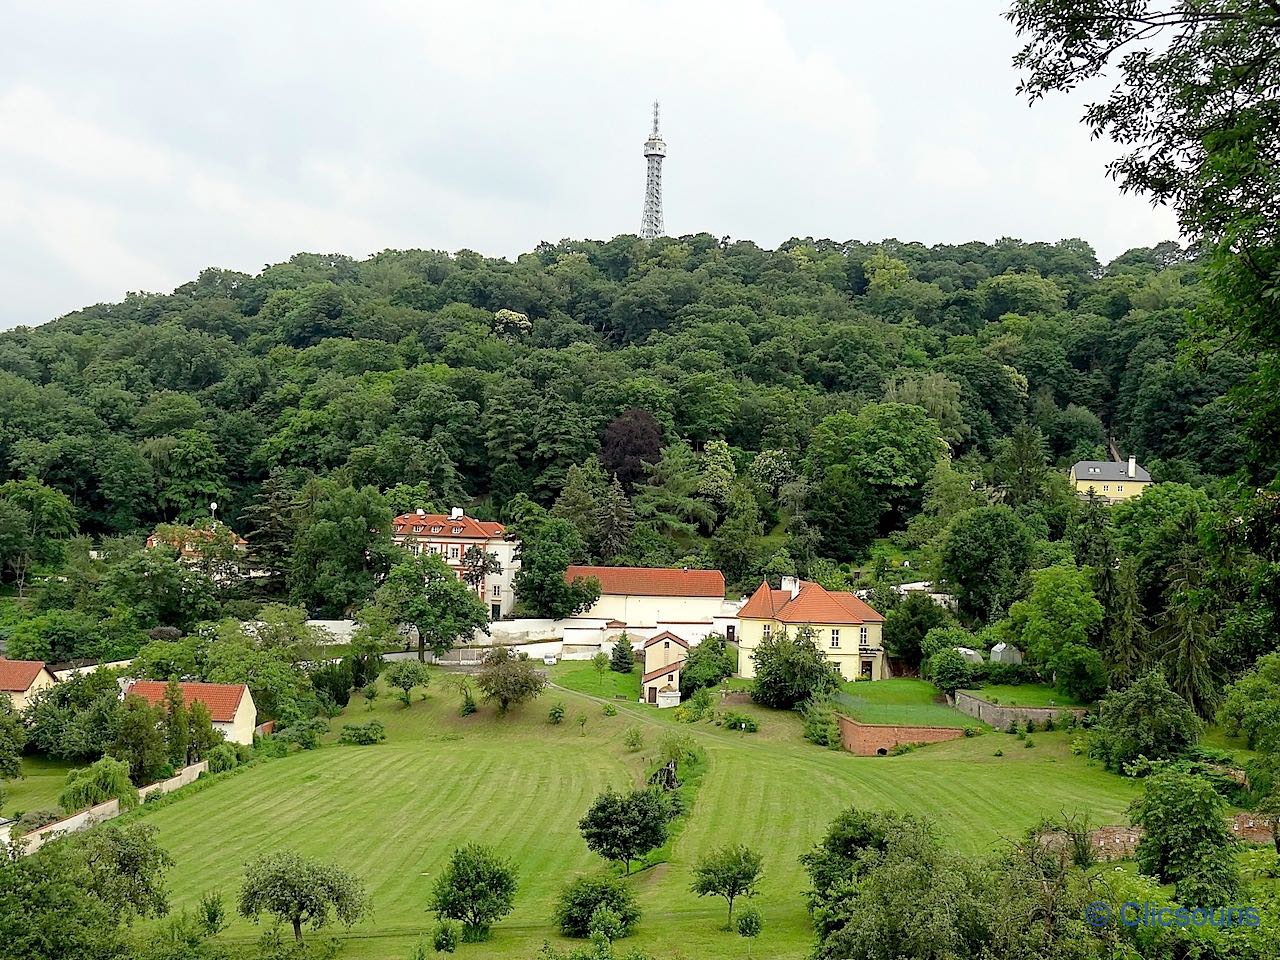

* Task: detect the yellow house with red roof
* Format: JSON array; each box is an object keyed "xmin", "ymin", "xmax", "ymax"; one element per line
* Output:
[{"xmin": 737, "ymin": 576, "xmax": 887, "ymax": 682}]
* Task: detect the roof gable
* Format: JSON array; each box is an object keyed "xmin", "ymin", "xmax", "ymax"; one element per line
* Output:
[
  {"xmin": 642, "ymin": 630, "xmax": 690, "ymax": 649},
  {"xmin": 124, "ymin": 680, "xmax": 248, "ymax": 723},
  {"xmin": 0, "ymin": 659, "xmax": 49, "ymax": 693},
  {"xmin": 564, "ymin": 566, "xmax": 725, "ymax": 598},
  {"xmin": 643, "ymin": 660, "xmax": 686, "ymax": 683},
  {"xmin": 391, "ymin": 514, "xmax": 506, "ymax": 540},
  {"xmin": 739, "ymin": 580, "xmax": 884, "ymax": 625}
]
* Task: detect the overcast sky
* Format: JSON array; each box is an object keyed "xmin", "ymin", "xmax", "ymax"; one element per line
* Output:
[{"xmin": 0, "ymin": 0, "xmax": 1179, "ymax": 330}]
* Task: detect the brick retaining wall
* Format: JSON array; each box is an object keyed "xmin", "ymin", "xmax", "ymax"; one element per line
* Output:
[
  {"xmin": 954, "ymin": 690, "xmax": 1087, "ymax": 732},
  {"xmin": 837, "ymin": 714, "xmax": 965, "ymax": 756}
]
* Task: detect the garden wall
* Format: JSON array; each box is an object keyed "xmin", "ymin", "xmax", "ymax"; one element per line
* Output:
[
  {"xmin": 17, "ymin": 760, "xmax": 208, "ymax": 856},
  {"xmin": 836, "ymin": 715, "xmax": 965, "ymax": 756},
  {"xmin": 954, "ymin": 691, "xmax": 1087, "ymax": 732}
]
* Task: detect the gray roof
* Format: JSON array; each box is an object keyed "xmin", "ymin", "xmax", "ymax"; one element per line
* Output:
[{"xmin": 1072, "ymin": 460, "xmax": 1151, "ymax": 483}]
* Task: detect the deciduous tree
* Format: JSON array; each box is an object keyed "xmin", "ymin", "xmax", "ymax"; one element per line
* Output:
[{"xmin": 238, "ymin": 850, "xmax": 369, "ymax": 944}]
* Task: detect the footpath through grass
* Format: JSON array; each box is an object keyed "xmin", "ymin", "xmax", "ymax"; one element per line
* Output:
[{"xmin": 131, "ymin": 670, "xmax": 1137, "ymax": 960}]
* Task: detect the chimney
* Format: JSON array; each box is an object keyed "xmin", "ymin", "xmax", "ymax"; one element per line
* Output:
[
  {"xmin": 415, "ymin": 508, "xmax": 425, "ymax": 517},
  {"xmin": 450, "ymin": 506, "xmax": 464, "ymax": 520},
  {"xmin": 781, "ymin": 575, "xmax": 801, "ymax": 599},
  {"xmin": 1127, "ymin": 456, "xmax": 1136, "ymax": 479}
]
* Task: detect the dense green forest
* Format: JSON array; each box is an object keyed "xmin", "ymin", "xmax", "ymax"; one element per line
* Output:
[
  {"xmin": 0, "ymin": 234, "xmax": 1251, "ymax": 536},
  {"xmin": 0, "ymin": 233, "xmax": 1273, "ymax": 703}
]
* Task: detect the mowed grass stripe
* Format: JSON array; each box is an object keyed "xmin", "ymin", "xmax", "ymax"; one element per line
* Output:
[{"xmin": 132, "ymin": 677, "xmax": 1137, "ymax": 959}]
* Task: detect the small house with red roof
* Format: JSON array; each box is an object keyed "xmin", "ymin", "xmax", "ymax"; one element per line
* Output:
[
  {"xmin": 391, "ymin": 508, "xmax": 519, "ymax": 620},
  {"xmin": 642, "ymin": 631, "xmax": 688, "ymax": 708},
  {"xmin": 0, "ymin": 659, "xmax": 56, "ymax": 712},
  {"xmin": 123, "ymin": 680, "xmax": 257, "ymax": 745},
  {"xmin": 738, "ymin": 576, "xmax": 887, "ymax": 682},
  {"xmin": 564, "ymin": 566, "xmax": 727, "ymax": 626}
]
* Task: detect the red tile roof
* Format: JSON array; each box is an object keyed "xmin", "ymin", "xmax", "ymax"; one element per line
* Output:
[
  {"xmin": 392, "ymin": 513, "xmax": 506, "ymax": 540},
  {"xmin": 643, "ymin": 631, "xmax": 690, "ymax": 649},
  {"xmin": 564, "ymin": 566, "xmax": 725, "ymax": 598},
  {"xmin": 643, "ymin": 660, "xmax": 686, "ymax": 683},
  {"xmin": 0, "ymin": 659, "xmax": 49, "ymax": 692},
  {"xmin": 739, "ymin": 581, "xmax": 884, "ymax": 625},
  {"xmin": 124, "ymin": 680, "xmax": 249, "ymax": 723}
]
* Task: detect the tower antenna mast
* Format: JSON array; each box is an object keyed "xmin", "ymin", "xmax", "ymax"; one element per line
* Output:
[{"xmin": 640, "ymin": 100, "xmax": 666, "ymax": 240}]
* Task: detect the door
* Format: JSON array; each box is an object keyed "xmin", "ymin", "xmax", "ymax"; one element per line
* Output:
[
  {"xmin": 647, "ymin": 686, "xmax": 657, "ymax": 704},
  {"xmin": 726, "ymin": 625, "xmax": 736, "ymax": 643},
  {"xmin": 491, "ymin": 603, "xmax": 501, "ymax": 620}
]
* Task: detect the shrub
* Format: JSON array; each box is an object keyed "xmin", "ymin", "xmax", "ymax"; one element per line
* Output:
[
  {"xmin": 928, "ymin": 649, "xmax": 969, "ymax": 697},
  {"xmin": 688, "ymin": 687, "xmax": 715, "ymax": 720},
  {"xmin": 671, "ymin": 706, "xmax": 693, "ymax": 723},
  {"xmin": 278, "ymin": 718, "xmax": 328, "ymax": 751},
  {"xmin": 339, "ymin": 720, "xmax": 387, "ymax": 745},
  {"xmin": 361, "ymin": 684, "xmax": 379, "ymax": 710},
  {"xmin": 1090, "ymin": 671, "xmax": 1200, "ymax": 772},
  {"xmin": 1024, "ymin": 738, "xmax": 1035, "ymax": 748},
  {"xmin": 429, "ymin": 844, "xmax": 518, "ymax": 942},
  {"xmin": 993, "ymin": 749, "xmax": 1004, "ymax": 757},
  {"xmin": 589, "ymin": 904, "xmax": 623, "ymax": 943},
  {"xmin": 548, "ymin": 702, "xmax": 566, "ymax": 725},
  {"xmin": 721, "ymin": 711, "xmax": 758, "ymax": 733},
  {"xmin": 1024, "ymin": 718, "xmax": 1037, "ymax": 733},
  {"xmin": 736, "ymin": 902, "xmax": 763, "ymax": 943},
  {"xmin": 554, "ymin": 875, "xmax": 641, "ymax": 938},
  {"xmin": 207, "ymin": 742, "xmax": 239, "ymax": 773},
  {"xmin": 602, "ymin": 703, "xmax": 618, "ymax": 717},
  {"xmin": 889, "ymin": 743, "xmax": 914, "ymax": 756},
  {"xmin": 310, "ymin": 660, "xmax": 354, "ymax": 708},
  {"xmin": 658, "ymin": 732, "xmax": 700, "ymax": 766},
  {"xmin": 962, "ymin": 727, "xmax": 978, "ymax": 737},
  {"xmin": 623, "ymin": 727, "xmax": 644, "ymax": 751},
  {"xmin": 13, "ymin": 808, "xmax": 62, "ymax": 836},
  {"xmin": 800, "ymin": 696, "xmax": 840, "ymax": 748},
  {"xmin": 59, "ymin": 756, "xmax": 138, "ymax": 812},
  {"xmin": 432, "ymin": 920, "xmax": 460, "ymax": 953}
]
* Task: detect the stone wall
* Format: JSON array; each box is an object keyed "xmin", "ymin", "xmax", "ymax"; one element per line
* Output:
[
  {"xmin": 1039, "ymin": 814, "xmax": 1275, "ymax": 864},
  {"xmin": 954, "ymin": 690, "xmax": 1087, "ymax": 732},
  {"xmin": 837, "ymin": 714, "xmax": 965, "ymax": 756}
]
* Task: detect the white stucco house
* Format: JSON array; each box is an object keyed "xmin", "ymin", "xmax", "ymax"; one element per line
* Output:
[
  {"xmin": 124, "ymin": 680, "xmax": 257, "ymax": 745},
  {"xmin": 565, "ymin": 566, "xmax": 728, "ymax": 627},
  {"xmin": 390, "ymin": 508, "xmax": 519, "ymax": 619}
]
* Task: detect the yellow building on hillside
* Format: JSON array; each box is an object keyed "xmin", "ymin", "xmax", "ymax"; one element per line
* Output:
[
  {"xmin": 1070, "ymin": 457, "xmax": 1152, "ymax": 503},
  {"xmin": 736, "ymin": 577, "xmax": 887, "ymax": 682}
]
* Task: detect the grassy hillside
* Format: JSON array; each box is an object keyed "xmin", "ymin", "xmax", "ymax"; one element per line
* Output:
[{"xmin": 130, "ymin": 673, "xmax": 1139, "ymax": 959}]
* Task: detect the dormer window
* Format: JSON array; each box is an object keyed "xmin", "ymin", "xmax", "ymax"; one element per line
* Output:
[
  {"xmin": 430, "ymin": 525, "xmax": 442, "ymax": 533},
  {"xmin": 451, "ymin": 526, "xmax": 463, "ymax": 534},
  {"xmin": 412, "ymin": 525, "xmax": 423, "ymax": 532}
]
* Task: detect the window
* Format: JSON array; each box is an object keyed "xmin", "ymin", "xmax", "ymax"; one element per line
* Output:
[
  {"xmin": 667, "ymin": 673, "xmax": 674, "ymax": 681},
  {"xmin": 430, "ymin": 525, "xmax": 442, "ymax": 533},
  {"xmin": 860, "ymin": 626, "xmax": 868, "ymax": 645},
  {"xmin": 448, "ymin": 546, "xmax": 460, "ymax": 559},
  {"xmin": 451, "ymin": 526, "xmax": 463, "ymax": 534},
  {"xmin": 1117, "ymin": 485, "xmax": 1124, "ymax": 492},
  {"xmin": 762, "ymin": 624, "xmax": 771, "ymax": 641},
  {"xmin": 664, "ymin": 640, "xmax": 670, "ymax": 649},
  {"xmin": 830, "ymin": 629, "xmax": 840, "ymax": 648},
  {"xmin": 427, "ymin": 544, "xmax": 439, "ymax": 554},
  {"xmin": 492, "ymin": 585, "xmax": 501, "ymax": 598},
  {"xmin": 1103, "ymin": 484, "xmax": 1110, "ymax": 492},
  {"xmin": 412, "ymin": 524, "xmax": 423, "ymax": 532}
]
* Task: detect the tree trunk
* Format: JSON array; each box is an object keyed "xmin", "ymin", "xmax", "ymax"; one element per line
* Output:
[
  {"xmin": 417, "ymin": 632, "xmax": 426, "ymax": 663},
  {"xmin": 292, "ymin": 917, "xmax": 303, "ymax": 943}
]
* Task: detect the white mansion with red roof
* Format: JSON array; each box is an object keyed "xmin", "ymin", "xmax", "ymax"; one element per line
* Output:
[{"xmin": 390, "ymin": 508, "xmax": 519, "ymax": 619}]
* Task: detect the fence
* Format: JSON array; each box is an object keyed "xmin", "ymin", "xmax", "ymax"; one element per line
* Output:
[{"xmin": 14, "ymin": 760, "xmax": 208, "ymax": 855}]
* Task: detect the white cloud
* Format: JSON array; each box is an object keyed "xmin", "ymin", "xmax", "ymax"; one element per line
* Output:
[{"xmin": 0, "ymin": 0, "xmax": 1180, "ymax": 328}]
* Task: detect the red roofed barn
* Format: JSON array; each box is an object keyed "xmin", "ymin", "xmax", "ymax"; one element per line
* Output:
[
  {"xmin": 564, "ymin": 566, "xmax": 727, "ymax": 625},
  {"xmin": 124, "ymin": 680, "xmax": 257, "ymax": 745},
  {"xmin": 0, "ymin": 658, "xmax": 56, "ymax": 712},
  {"xmin": 738, "ymin": 576, "xmax": 888, "ymax": 682}
]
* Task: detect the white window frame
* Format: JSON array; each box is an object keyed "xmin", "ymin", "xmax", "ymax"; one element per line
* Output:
[
  {"xmin": 860, "ymin": 626, "xmax": 868, "ymax": 645},
  {"xmin": 448, "ymin": 545, "xmax": 460, "ymax": 560},
  {"xmin": 491, "ymin": 584, "xmax": 501, "ymax": 598},
  {"xmin": 830, "ymin": 629, "xmax": 840, "ymax": 648},
  {"xmin": 762, "ymin": 624, "xmax": 771, "ymax": 641}
]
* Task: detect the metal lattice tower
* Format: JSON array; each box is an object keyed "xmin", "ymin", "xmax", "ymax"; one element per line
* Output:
[{"xmin": 640, "ymin": 100, "xmax": 666, "ymax": 240}]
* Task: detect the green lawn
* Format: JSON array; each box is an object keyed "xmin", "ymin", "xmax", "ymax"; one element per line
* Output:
[
  {"xmin": 837, "ymin": 678, "xmax": 979, "ymax": 729},
  {"xmin": 120, "ymin": 671, "xmax": 1138, "ymax": 959},
  {"xmin": 2, "ymin": 756, "xmax": 75, "ymax": 819},
  {"xmin": 549, "ymin": 660, "xmax": 641, "ymax": 701},
  {"xmin": 966, "ymin": 684, "xmax": 1087, "ymax": 708}
]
